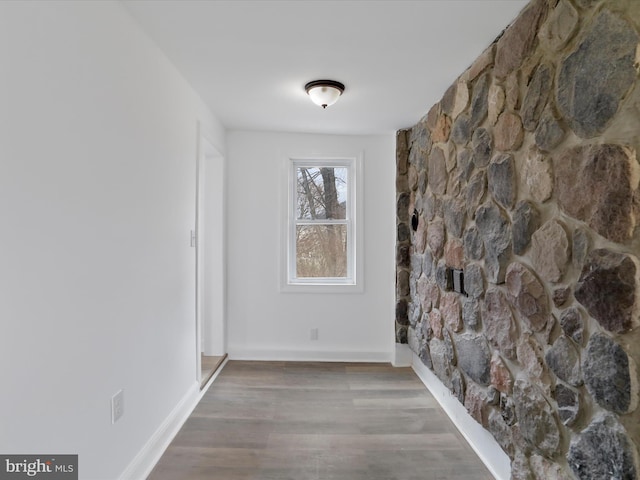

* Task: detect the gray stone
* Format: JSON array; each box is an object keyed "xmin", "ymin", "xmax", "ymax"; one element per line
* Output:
[
  {"xmin": 396, "ymin": 324, "xmax": 407, "ymax": 344},
  {"xmin": 572, "ymin": 228, "xmax": 589, "ymax": 270},
  {"xmin": 482, "ymin": 288, "xmax": 517, "ymax": 359},
  {"xmin": 422, "ymin": 281, "xmax": 440, "ymax": 314},
  {"xmin": 443, "ymin": 328, "xmax": 456, "ymax": 365},
  {"xmin": 575, "ymin": 249, "xmax": 637, "ymax": 334},
  {"xmin": 396, "ymin": 244, "xmax": 410, "ymax": 267},
  {"xmin": 422, "ymin": 248, "xmax": 434, "ymax": 279},
  {"xmin": 494, "ymin": 112, "xmax": 524, "ymax": 151},
  {"xmin": 395, "ymin": 299, "xmax": 408, "ymax": 325},
  {"xmin": 472, "ymin": 128, "xmax": 493, "ymax": 168},
  {"xmin": 487, "ymin": 386, "xmax": 500, "ymax": 406},
  {"xmin": 430, "ymin": 338, "xmax": 453, "ymax": 388},
  {"xmin": 427, "ymin": 146, "xmax": 448, "ymax": 195},
  {"xmin": 488, "ymin": 153, "xmax": 516, "ymax": 210},
  {"xmin": 422, "ymin": 192, "xmax": 436, "ymax": 222},
  {"xmin": 555, "ymin": 144, "xmax": 639, "ymax": 243},
  {"xmin": 534, "ymin": 108, "xmax": 565, "ymax": 152},
  {"xmin": 513, "ymin": 377, "xmax": 560, "ymax": 458},
  {"xmin": 408, "ymin": 300, "xmax": 421, "ymax": 326},
  {"xmin": 505, "ymin": 72, "xmax": 520, "ymax": 111},
  {"xmin": 417, "ymin": 170, "xmax": 427, "ymax": 195},
  {"xmin": 530, "ymin": 455, "xmax": 573, "ymax": 480},
  {"xmin": 560, "ymin": 307, "xmax": 584, "ymax": 345},
  {"xmin": 557, "ymin": 11, "xmax": 639, "ymax": 138},
  {"xmin": 505, "ymin": 262, "xmax": 550, "ymax": 333},
  {"xmin": 470, "ymin": 73, "xmax": 490, "ymax": 129},
  {"xmin": 465, "ymin": 170, "xmax": 487, "ymax": 219},
  {"xmin": 427, "ymin": 219, "xmax": 445, "ymax": 258},
  {"xmin": 500, "ymin": 393, "xmax": 516, "ymax": 426},
  {"xmin": 451, "ymin": 115, "xmax": 472, "ymax": 145},
  {"xmin": 465, "ymin": 382, "xmax": 488, "ymax": 426},
  {"xmin": 451, "ymin": 368, "xmax": 466, "ymax": 404},
  {"xmin": 410, "ymin": 249, "xmax": 423, "ymax": 276},
  {"xmin": 397, "ymin": 270, "xmax": 409, "ymax": 297},
  {"xmin": 552, "ymin": 286, "xmax": 570, "ymax": 308},
  {"xmin": 523, "ymin": 147, "xmax": 553, "ymax": 203},
  {"xmin": 530, "ymin": 220, "xmax": 570, "ymax": 283},
  {"xmin": 512, "ymin": 201, "xmax": 541, "ymax": 255},
  {"xmin": 456, "ymin": 333, "xmax": 491, "ymax": 386},
  {"xmin": 539, "ymin": 0, "xmax": 579, "ymax": 51},
  {"xmin": 443, "ymin": 197, "xmax": 466, "ymax": 238},
  {"xmin": 494, "ymin": 0, "xmax": 548, "ymax": 78},
  {"xmin": 554, "ymin": 384, "xmax": 580, "ymax": 426},
  {"xmin": 464, "ymin": 263, "xmax": 484, "ymax": 300},
  {"xmin": 397, "ymin": 222, "xmax": 410, "ymax": 243},
  {"xmin": 418, "ymin": 339, "xmax": 432, "ymax": 369},
  {"xmin": 583, "ymin": 333, "xmax": 634, "ymax": 414},
  {"xmin": 463, "ymin": 298, "xmax": 481, "ymax": 331},
  {"xmin": 407, "ymin": 325, "xmax": 420, "ymax": 354},
  {"xmin": 517, "ymin": 335, "xmax": 547, "ymax": 384},
  {"xmin": 397, "ymin": 193, "xmax": 410, "ymax": 221},
  {"xmin": 441, "ymin": 82, "xmax": 457, "ymax": 117},
  {"xmin": 463, "ymin": 225, "xmax": 484, "ymax": 261},
  {"xmin": 522, "ymin": 64, "xmax": 552, "ymax": 132},
  {"xmin": 488, "ymin": 408, "xmax": 514, "ymax": 458},
  {"xmin": 511, "ymin": 451, "xmax": 533, "ymax": 480},
  {"xmin": 435, "ymin": 260, "xmax": 451, "ymax": 291},
  {"xmin": 410, "ymin": 120, "xmax": 431, "ymax": 154},
  {"xmin": 545, "ymin": 336, "xmax": 582, "ymax": 387},
  {"xmin": 457, "ymin": 148, "xmax": 474, "ymax": 180},
  {"xmin": 475, "ymin": 202, "xmax": 512, "ymax": 284},
  {"xmin": 568, "ymin": 413, "xmax": 638, "ymax": 480},
  {"xmin": 397, "ymin": 130, "xmax": 410, "ymax": 174}
]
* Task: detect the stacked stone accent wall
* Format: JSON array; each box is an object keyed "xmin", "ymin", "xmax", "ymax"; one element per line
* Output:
[{"xmin": 395, "ymin": 0, "xmax": 640, "ymax": 478}]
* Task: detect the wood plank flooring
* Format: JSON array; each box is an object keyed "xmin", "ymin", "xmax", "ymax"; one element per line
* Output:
[{"xmin": 150, "ymin": 361, "xmax": 494, "ymax": 480}]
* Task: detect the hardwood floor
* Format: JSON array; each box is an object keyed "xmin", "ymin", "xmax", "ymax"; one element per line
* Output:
[
  {"xmin": 150, "ymin": 361, "xmax": 494, "ymax": 480},
  {"xmin": 200, "ymin": 354, "xmax": 227, "ymax": 389}
]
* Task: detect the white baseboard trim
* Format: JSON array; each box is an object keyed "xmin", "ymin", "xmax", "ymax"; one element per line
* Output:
[
  {"xmin": 392, "ymin": 343, "xmax": 413, "ymax": 367},
  {"xmin": 227, "ymin": 348, "xmax": 392, "ymax": 363},
  {"xmin": 411, "ymin": 353, "xmax": 510, "ymax": 480},
  {"xmin": 119, "ymin": 357, "xmax": 229, "ymax": 480}
]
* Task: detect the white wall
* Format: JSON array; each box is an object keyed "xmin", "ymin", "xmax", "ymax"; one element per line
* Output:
[
  {"xmin": 0, "ymin": 2, "xmax": 224, "ymax": 478},
  {"xmin": 226, "ymin": 131, "xmax": 396, "ymax": 361}
]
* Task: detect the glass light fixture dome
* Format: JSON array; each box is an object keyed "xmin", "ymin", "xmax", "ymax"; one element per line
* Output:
[{"xmin": 305, "ymin": 80, "xmax": 345, "ymax": 109}]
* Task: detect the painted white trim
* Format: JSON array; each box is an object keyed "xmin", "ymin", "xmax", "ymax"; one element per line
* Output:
[
  {"xmin": 392, "ymin": 343, "xmax": 413, "ymax": 367},
  {"xmin": 411, "ymin": 353, "xmax": 511, "ymax": 480},
  {"xmin": 227, "ymin": 348, "xmax": 391, "ymax": 363},
  {"xmin": 118, "ymin": 358, "xmax": 230, "ymax": 480}
]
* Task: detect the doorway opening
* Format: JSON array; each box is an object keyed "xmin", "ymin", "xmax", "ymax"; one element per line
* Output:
[{"xmin": 196, "ymin": 127, "xmax": 227, "ymax": 388}]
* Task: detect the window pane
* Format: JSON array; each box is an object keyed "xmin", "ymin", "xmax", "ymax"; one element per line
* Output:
[
  {"xmin": 296, "ymin": 224, "xmax": 347, "ymax": 278},
  {"xmin": 296, "ymin": 167, "xmax": 347, "ymax": 220}
]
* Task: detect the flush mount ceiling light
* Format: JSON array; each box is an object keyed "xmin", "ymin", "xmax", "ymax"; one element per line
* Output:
[{"xmin": 304, "ymin": 80, "xmax": 345, "ymax": 109}]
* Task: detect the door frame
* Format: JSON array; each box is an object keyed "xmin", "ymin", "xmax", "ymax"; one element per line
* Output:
[{"xmin": 195, "ymin": 123, "xmax": 227, "ymax": 382}]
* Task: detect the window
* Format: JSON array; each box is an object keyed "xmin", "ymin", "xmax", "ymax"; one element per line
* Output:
[{"xmin": 284, "ymin": 156, "xmax": 361, "ymax": 290}]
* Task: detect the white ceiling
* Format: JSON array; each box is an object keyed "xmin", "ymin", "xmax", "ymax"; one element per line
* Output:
[{"xmin": 121, "ymin": 0, "xmax": 529, "ymax": 135}]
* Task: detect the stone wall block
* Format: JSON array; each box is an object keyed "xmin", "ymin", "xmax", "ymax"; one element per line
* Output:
[
  {"xmin": 529, "ymin": 454, "xmax": 573, "ymax": 480},
  {"xmin": 397, "ymin": 130, "xmax": 410, "ymax": 174},
  {"xmin": 457, "ymin": 148, "xmax": 474, "ymax": 181},
  {"xmin": 418, "ymin": 338, "xmax": 432, "ymax": 369},
  {"xmin": 488, "ymin": 83, "xmax": 505, "ymax": 126},
  {"xmin": 470, "ymin": 73, "xmax": 491, "ymax": 129},
  {"xmin": 431, "ymin": 113, "xmax": 451, "ymax": 143},
  {"xmin": 443, "ymin": 197, "xmax": 466, "ymax": 238},
  {"xmin": 513, "ymin": 201, "xmax": 541, "ymax": 255},
  {"xmin": 452, "ymin": 80, "xmax": 470, "ymax": 120},
  {"xmin": 427, "ymin": 146, "xmax": 448, "ymax": 195},
  {"xmin": 505, "ymin": 72, "xmax": 520, "ymax": 111},
  {"xmin": 545, "ymin": 336, "xmax": 583, "ymax": 387},
  {"xmin": 535, "ymin": 107, "xmax": 565, "ymax": 152},
  {"xmin": 552, "ymin": 286, "xmax": 570, "ymax": 308},
  {"xmin": 426, "ymin": 219, "xmax": 445, "ymax": 258},
  {"xmin": 410, "ymin": 119, "xmax": 432, "ymax": 155},
  {"xmin": 567, "ymin": 413, "xmax": 638, "ymax": 480},
  {"xmin": 491, "ymin": 352, "xmax": 513, "ymax": 394},
  {"xmin": 463, "ymin": 225, "xmax": 484, "ymax": 261},
  {"xmin": 466, "ymin": 44, "xmax": 495, "ymax": 82},
  {"xmin": 560, "ymin": 307, "xmax": 584, "ymax": 345},
  {"xmin": 465, "ymin": 382, "xmax": 489, "ymax": 426},
  {"xmin": 451, "ymin": 368, "xmax": 466, "ymax": 404},
  {"xmin": 429, "ymin": 308, "xmax": 443, "ymax": 340},
  {"xmin": 476, "ymin": 202, "xmax": 512, "ymax": 283},
  {"xmin": 441, "ymin": 292, "xmax": 463, "ymax": 333},
  {"xmin": 574, "ymin": 249, "xmax": 637, "ymax": 334},
  {"xmin": 557, "ymin": 10, "xmax": 639, "ymax": 138},
  {"xmin": 494, "ymin": 0, "xmax": 548, "ymax": 78},
  {"xmin": 443, "ymin": 328, "xmax": 456, "ymax": 365},
  {"xmin": 488, "ymin": 153, "xmax": 517, "ymax": 210},
  {"xmin": 539, "ymin": 0, "xmax": 579, "ymax": 51},
  {"xmin": 571, "ymin": 228, "xmax": 589, "ymax": 270},
  {"xmin": 465, "ymin": 169, "xmax": 487, "ymax": 219},
  {"xmin": 451, "ymin": 115, "xmax": 472, "ymax": 145},
  {"xmin": 482, "ymin": 288, "xmax": 517, "ymax": 359},
  {"xmin": 522, "ymin": 63, "xmax": 552, "ymax": 131},
  {"xmin": 583, "ymin": 333, "xmax": 635, "ymax": 414},
  {"xmin": 495, "ymin": 111, "xmax": 525, "ymax": 151},
  {"xmin": 554, "ymin": 384, "xmax": 580, "ymax": 427},
  {"xmin": 516, "ymin": 334, "xmax": 548, "ymax": 386},
  {"xmin": 472, "ymin": 127, "xmax": 493, "ymax": 168},
  {"xmin": 505, "ymin": 262, "xmax": 550, "ymax": 333},
  {"xmin": 464, "ymin": 263, "xmax": 485, "ymax": 300},
  {"xmin": 488, "ymin": 408, "xmax": 515, "ymax": 458},
  {"xmin": 430, "ymin": 337, "xmax": 453, "ymax": 388},
  {"xmin": 444, "ymin": 238, "xmax": 464, "ymax": 270},
  {"xmin": 463, "ymin": 298, "xmax": 482, "ymax": 331},
  {"xmin": 523, "ymin": 147, "xmax": 553, "ymax": 203},
  {"xmin": 555, "ymin": 144, "xmax": 639, "ymax": 243},
  {"xmin": 530, "ymin": 219, "xmax": 570, "ymax": 283},
  {"xmin": 513, "ymin": 377, "xmax": 560, "ymax": 458},
  {"xmin": 397, "ymin": 269, "xmax": 410, "ymax": 297},
  {"xmin": 456, "ymin": 333, "xmax": 492, "ymax": 386}
]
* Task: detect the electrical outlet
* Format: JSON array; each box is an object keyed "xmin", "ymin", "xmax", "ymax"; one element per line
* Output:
[
  {"xmin": 111, "ymin": 389, "xmax": 124, "ymax": 424},
  {"xmin": 310, "ymin": 328, "xmax": 319, "ymax": 341}
]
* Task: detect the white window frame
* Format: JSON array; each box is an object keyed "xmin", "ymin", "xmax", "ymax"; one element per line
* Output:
[{"xmin": 281, "ymin": 154, "xmax": 363, "ymax": 293}]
